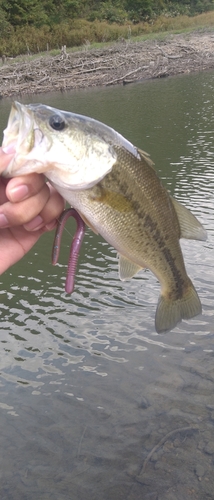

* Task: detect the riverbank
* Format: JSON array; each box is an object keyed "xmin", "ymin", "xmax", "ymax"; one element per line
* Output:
[{"xmin": 0, "ymin": 30, "xmax": 214, "ymax": 98}]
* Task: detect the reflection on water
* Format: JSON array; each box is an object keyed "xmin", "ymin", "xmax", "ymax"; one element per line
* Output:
[{"xmin": 0, "ymin": 70, "xmax": 214, "ymax": 499}]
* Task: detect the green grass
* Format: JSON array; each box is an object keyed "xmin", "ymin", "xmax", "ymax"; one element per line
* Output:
[{"xmin": 1, "ymin": 11, "xmax": 214, "ymax": 59}]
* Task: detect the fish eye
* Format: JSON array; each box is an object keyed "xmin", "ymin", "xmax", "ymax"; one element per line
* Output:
[{"xmin": 49, "ymin": 114, "xmax": 66, "ymax": 131}]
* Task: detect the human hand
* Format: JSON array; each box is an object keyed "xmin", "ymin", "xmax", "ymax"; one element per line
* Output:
[{"xmin": 0, "ymin": 148, "xmax": 65, "ymax": 274}]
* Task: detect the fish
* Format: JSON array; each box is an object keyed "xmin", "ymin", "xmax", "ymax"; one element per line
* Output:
[{"xmin": 2, "ymin": 101, "xmax": 207, "ymax": 333}]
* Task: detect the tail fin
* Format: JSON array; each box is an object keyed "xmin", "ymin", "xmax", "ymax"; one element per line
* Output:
[{"xmin": 155, "ymin": 282, "xmax": 202, "ymax": 333}]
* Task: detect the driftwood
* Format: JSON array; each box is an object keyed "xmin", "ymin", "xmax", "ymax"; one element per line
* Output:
[
  {"xmin": 0, "ymin": 31, "xmax": 214, "ymax": 98},
  {"xmin": 106, "ymin": 65, "xmax": 149, "ymax": 86}
]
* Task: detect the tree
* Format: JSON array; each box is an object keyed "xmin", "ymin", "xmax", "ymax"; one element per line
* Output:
[{"xmin": 2, "ymin": 0, "xmax": 48, "ymax": 27}]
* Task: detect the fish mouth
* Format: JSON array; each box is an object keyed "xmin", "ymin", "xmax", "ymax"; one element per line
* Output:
[
  {"xmin": 3, "ymin": 101, "xmax": 34, "ymax": 153},
  {"xmin": 2, "ymin": 101, "xmax": 48, "ymax": 177}
]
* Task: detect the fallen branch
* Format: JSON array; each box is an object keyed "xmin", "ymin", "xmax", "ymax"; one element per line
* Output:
[
  {"xmin": 157, "ymin": 45, "xmax": 183, "ymax": 59},
  {"xmin": 137, "ymin": 425, "xmax": 198, "ymax": 478},
  {"xmin": 37, "ymin": 75, "xmax": 49, "ymax": 85},
  {"xmin": 106, "ymin": 65, "xmax": 149, "ymax": 86},
  {"xmin": 0, "ymin": 32, "xmax": 214, "ymax": 97}
]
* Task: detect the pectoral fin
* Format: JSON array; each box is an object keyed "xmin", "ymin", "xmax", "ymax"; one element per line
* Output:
[
  {"xmin": 170, "ymin": 196, "xmax": 207, "ymax": 241},
  {"xmin": 119, "ymin": 254, "xmax": 143, "ymax": 281}
]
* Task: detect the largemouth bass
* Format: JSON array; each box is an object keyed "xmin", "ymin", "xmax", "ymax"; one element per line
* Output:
[{"xmin": 2, "ymin": 102, "xmax": 207, "ymax": 333}]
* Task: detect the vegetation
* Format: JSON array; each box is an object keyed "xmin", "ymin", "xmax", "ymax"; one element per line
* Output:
[{"xmin": 0, "ymin": 0, "xmax": 214, "ymax": 56}]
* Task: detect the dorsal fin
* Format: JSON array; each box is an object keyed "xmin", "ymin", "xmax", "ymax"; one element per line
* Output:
[{"xmin": 138, "ymin": 148, "xmax": 155, "ymax": 169}]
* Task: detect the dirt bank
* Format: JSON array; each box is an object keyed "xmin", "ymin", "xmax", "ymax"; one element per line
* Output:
[{"xmin": 0, "ymin": 30, "xmax": 214, "ymax": 98}]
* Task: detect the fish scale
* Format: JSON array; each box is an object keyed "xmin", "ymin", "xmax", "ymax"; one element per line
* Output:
[
  {"xmin": 60, "ymin": 147, "xmax": 187, "ymax": 289},
  {"xmin": 2, "ymin": 101, "xmax": 207, "ymax": 333}
]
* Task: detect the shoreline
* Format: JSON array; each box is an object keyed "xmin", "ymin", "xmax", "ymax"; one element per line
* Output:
[{"xmin": 0, "ymin": 30, "xmax": 214, "ymax": 98}]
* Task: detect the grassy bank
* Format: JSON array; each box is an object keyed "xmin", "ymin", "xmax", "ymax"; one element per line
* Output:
[{"xmin": 1, "ymin": 10, "xmax": 214, "ymax": 58}]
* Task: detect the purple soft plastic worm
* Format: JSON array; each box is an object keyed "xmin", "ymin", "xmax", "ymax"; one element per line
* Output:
[{"xmin": 52, "ymin": 208, "xmax": 85, "ymax": 293}]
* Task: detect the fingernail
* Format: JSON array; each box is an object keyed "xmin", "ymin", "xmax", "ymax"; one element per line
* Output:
[
  {"xmin": 9, "ymin": 184, "xmax": 29, "ymax": 202},
  {"xmin": 24, "ymin": 215, "xmax": 43, "ymax": 231},
  {"xmin": 0, "ymin": 213, "xmax": 9, "ymax": 228},
  {"xmin": 2, "ymin": 145, "xmax": 16, "ymax": 154}
]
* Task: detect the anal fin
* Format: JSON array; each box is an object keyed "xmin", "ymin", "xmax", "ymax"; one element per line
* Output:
[{"xmin": 119, "ymin": 254, "xmax": 143, "ymax": 281}]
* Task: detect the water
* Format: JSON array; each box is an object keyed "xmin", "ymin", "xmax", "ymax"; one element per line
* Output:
[{"xmin": 0, "ymin": 71, "xmax": 214, "ymax": 499}]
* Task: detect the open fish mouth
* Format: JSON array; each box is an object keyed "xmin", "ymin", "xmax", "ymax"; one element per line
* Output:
[
  {"xmin": 2, "ymin": 101, "xmax": 52, "ymax": 177},
  {"xmin": 3, "ymin": 101, "xmax": 40, "ymax": 153},
  {"xmin": 2, "ymin": 102, "xmax": 22, "ymax": 155}
]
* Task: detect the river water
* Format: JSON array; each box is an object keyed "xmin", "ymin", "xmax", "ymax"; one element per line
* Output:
[{"xmin": 0, "ymin": 71, "xmax": 213, "ymax": 500}]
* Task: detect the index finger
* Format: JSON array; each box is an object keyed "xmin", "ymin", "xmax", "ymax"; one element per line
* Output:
[{"xmin": 6, "ymin": 173, "xmax": 47, "ymax": 202}]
